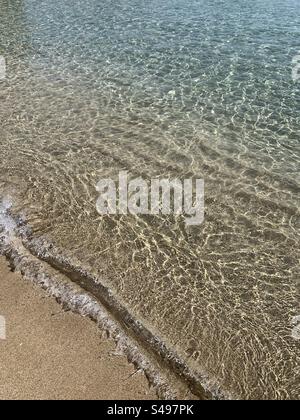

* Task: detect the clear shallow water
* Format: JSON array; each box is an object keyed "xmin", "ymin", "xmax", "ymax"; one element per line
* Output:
[{"xmin": 0, "ymin": 0, "xmax": 299, "ymax": 399}]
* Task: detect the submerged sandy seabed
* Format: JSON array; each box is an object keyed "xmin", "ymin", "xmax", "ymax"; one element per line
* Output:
[
  {"xmin": 0, "ymin": 0, "xmax": 299, "ymax": 400},
  {"xmin": 0, "ymin": 256, "xmax": 157, "ymax": 400}
]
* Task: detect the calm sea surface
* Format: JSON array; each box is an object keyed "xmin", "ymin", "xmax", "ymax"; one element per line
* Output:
[{"xmin": 0, "ymin": 0, "xmax": 299, "ymax": 399}]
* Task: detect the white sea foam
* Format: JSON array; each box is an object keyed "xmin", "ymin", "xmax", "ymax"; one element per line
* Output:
[{"xmin": 0, "ymin": 198, "xmax": 16, "ymax": 238}]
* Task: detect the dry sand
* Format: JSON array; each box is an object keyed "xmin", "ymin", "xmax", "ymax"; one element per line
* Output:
[{"xmin": 0, "ymin": 257, "xmax": 157, "ymax": 400}]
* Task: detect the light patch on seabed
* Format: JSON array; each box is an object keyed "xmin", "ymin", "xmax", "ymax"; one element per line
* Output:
[
  {"xmin": 292, "ymin": 54, "xmax": 300, "ymax": 82},
  {"xmin": 0, "ymin": 316, "xmax": 6, "ymax": 340},
  {"xmin": 291, "ymin": 316, "xmax": 300, "ymax": 340},
  {"xmin": 0, "ymin": 56, "xmax": 6, "ymax": 80}
]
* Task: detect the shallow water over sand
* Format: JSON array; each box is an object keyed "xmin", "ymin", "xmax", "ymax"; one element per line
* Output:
[{"xmin": 0, "ymin": 0, "xmax": 299, "ymax": 399}]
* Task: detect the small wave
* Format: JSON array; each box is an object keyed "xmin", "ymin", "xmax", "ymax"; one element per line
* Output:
[
  {"xmin": 0, "ymin": 197, "xmax": 178, "ymax": 399},
  {"xmin": 0, "ymin": 197, "xmax": 232, "ymax": 400}
]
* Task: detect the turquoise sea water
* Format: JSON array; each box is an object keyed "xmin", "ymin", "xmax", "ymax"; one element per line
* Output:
[{"xmin": 0, "ymin": 0, "xmax": 299, "ymax": 399}]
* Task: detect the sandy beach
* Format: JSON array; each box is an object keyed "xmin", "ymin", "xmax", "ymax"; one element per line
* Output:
[{"xmin": 0, "ymin": 257, "xmax": 157, "ymax": 400}]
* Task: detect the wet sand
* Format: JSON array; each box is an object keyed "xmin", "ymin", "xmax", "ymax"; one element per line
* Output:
[{"xmin": 0, "ymin": 257, "xmax": 157, "ymax": 400}]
